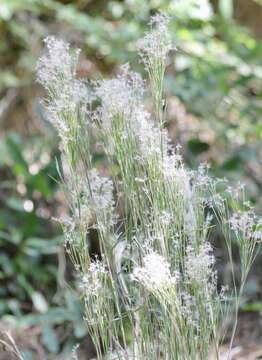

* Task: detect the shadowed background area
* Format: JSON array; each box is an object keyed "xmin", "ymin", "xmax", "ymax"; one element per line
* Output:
[{"xmin": 0, "ymin": 1, "xmax": 261, "ymax": 359}]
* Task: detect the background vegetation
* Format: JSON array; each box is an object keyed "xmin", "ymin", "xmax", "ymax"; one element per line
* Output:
[{"xmin": 0, "ymin": 0, "xmax": 261, "ymax": 358}]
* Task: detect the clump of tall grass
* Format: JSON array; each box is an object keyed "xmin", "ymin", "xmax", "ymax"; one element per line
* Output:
[{"xmin": 37, "ymin": 13, "xmax": 262, "ymax": 360}]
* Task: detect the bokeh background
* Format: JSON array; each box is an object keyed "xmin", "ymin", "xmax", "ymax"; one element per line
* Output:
[{"xmin": 0, "ymin": 0, "xmax": 261, "ymax": 359}]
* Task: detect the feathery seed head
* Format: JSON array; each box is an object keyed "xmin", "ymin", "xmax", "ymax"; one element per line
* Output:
[
  {"xmin": 81, "ymin": 260, "xmax": 108, "ymax": 298},
  {"xmin": 94, "ymin": 65, "xmax": 144, "ymax": 129},
  {"xmin": 229, "ymin": 210, "xmax": 262, "ymax": 241},
  {"xmin": 36, "ymin": 36, "xmax": 80, "ymax": 89},
  {"xmin": 138, "ymin": 12, "xmax": 173, "ymax": 68},
  {"xmin": 132, "ymin": 252, "xmax": 177, "ymax": 291},
  {"xmin": 185, "ymin": 243, "xmax": 215, "ymax": 285},
  {"xmin": 89, "ymin": 169, "xmax": 115, "ymax": 211},
  {"xmin": 36, "ymin": 37, "xmax": 91, "ymax": 147}
]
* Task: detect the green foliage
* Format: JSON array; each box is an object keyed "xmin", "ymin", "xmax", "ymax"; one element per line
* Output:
[
  {"xmin": 0, "ymin": 132, "xmax": 88, "ymax": 355},
  {"xmin": 0, "ymin": 133, "xmax": 60, "ymax": 314}
]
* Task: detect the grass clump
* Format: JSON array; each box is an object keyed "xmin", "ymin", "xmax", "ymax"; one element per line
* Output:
[{"xmin": 37, "ymin": 13, "xmax": 262, "ymax": 360}]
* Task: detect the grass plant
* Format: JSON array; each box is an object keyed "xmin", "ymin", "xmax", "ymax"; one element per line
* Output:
[{"xmin": 36, "ymin": 13, "xmax": 262, "ymax": 360}]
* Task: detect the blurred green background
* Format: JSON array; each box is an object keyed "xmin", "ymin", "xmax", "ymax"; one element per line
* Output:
[{"xmin": 0, "ymin": 0, "xmax": 261, "ymax": 358}]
